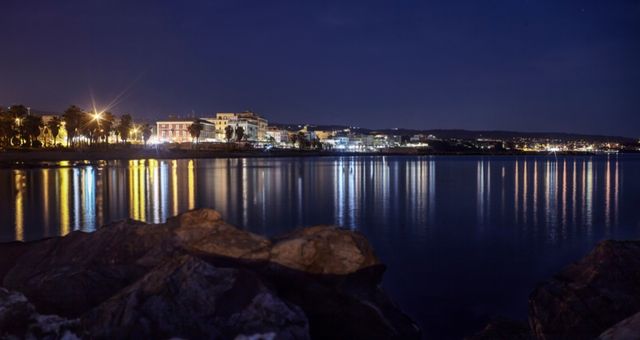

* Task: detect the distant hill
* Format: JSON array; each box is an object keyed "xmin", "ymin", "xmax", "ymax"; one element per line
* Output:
[{"xmin": 270, "ymin": 123, "xmax": 636, "ymax": 143}]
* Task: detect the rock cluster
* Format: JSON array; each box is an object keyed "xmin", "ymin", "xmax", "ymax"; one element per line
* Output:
[
  {"xmin": 0, "ymin": 208, "xmax": 420, "ymax": 339},
  {"xmin": 469, "ymin": 240, "xmax": 640, "ymax": 340},
  {"xmin": 530, "ymin": 240, "xmax": 640, "ymax": 339}
]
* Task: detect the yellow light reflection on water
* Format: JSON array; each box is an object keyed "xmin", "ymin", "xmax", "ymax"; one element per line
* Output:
[
  {"xmin": 59, "ymin": 167, "xmax": 70, "ymax": 235},
  {"xmin": 188, "ymin": 160, "xmax": 195, "ymax": 210},
  {"xmin": 129, "ymin": 160, "xmax": 139, "ymax": 220},
  {"xmin": 43, "ymin": 169, "xmax": 50, "ymax": 234},
  {"xmin": 138, "ymin": 160, "xmax": 146, "ymax": 221},
  {"xmin": 13, "ymin": 170, "xmax": 25, "ymax": 241}
]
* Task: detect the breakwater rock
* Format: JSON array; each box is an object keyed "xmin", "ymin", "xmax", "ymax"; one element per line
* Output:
[
  {"xmin": 469, "ymin": 240, "xmax": 640, "ymax": 340},
  {"xmin": 0, "ymin": 208, "xmax": 420, "ymax": 339}
]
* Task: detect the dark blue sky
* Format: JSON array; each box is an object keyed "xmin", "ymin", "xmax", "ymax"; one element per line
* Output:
[{"xmin": 1, "ymin": 0, "xmax": 639, "ymax": 136}]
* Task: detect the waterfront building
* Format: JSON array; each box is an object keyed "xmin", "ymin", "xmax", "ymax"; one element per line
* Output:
[
  {"xmin": 156, "ymin": 118, "xmax": 215, "ymax": 143},
  {"xmin": 231, "ymin": 119, "xmax": 260, "ymax": 141},
  {"xmin": 209, "ymin": 111, "xmax": 268, "ymax": 141},
  {"xmin": 266, "ymin": 127, "xmax": 290, "ymax": 145}
]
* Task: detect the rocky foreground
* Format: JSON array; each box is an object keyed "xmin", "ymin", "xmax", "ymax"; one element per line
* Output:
[
  {"xmin": 470, "ymin": 240, "xmax": 640, "ymax": 340},
  {"xmin": 0, "ymin": 209, "xmax": 420, "ymax": 339}
]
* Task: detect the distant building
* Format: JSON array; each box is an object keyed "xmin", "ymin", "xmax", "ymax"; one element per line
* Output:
[
  {"xmin": 156, "ymin": 118, "xmax": 215, "ymax": 143},
  {"xmin": 266, "ymin": 127, "xmax": 290, "ymax": 145},
  {"xmin": 208, "ymin": 111, "xmax": 268, "ymax": 141}
]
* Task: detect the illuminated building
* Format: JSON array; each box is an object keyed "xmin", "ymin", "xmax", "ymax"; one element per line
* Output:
[
  {"xmin": 207, "ymin": 111, "xmax": 268, "ymax": 141},
  {"xmin": 156, "ymin": 118, "xmax": 215, "ymax": 143}
]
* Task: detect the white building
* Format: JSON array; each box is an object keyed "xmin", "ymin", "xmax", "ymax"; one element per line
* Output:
[
  {"xmin": 266, "ymin": 128, "xmax": 290, "ymax": 145},
  {"xmin": 207, "ymin": 111, "xmax": 268, "ymax": 142},
  {"xmin": 156, "ymin": 118, "xmax": 215, "ymax": 143}
]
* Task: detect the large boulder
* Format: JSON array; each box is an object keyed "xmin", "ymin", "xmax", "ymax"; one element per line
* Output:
[
  {"xmin": 83, "ymin": 255, "xmax": 309, "ymax": 339},
  {"xmin": 529, "ymin": 240, "xmax": 640, "ymax": 339},
  {"xmin": 270, "ymin": 226, "xmax": 380, "ymax": 275},
  {"xmin": 169, "ymin": 209, "xmax": 271, "ymax": 261},
  {"xmin": 266, "ymin": 227, "xmax": 418, "ymax": 339},
  {"xmin": 0, "ymin": 208, "xmax": 421, "ymax": 339},
  {"xmin": 2, "ymin": 209, "xmax": 270, "ymax": 317},
  {"xmin": 2, "ymin": 220, "xmax": 178, "ymax": 317}
]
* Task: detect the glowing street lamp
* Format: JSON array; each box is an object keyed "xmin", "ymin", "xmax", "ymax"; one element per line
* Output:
[{"xmin": 92, "ymin": 111, "xmax": 103, "ymax": 121}]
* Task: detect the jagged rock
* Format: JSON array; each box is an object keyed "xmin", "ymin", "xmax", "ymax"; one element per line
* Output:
[
  {"xmin": 1, "ymin": 209, "xmax": 268, "ymax": 317},
  {"xmin": 83, "ymin": 255, "xmax": 309, "ymax": 339},
  {"xmin": 529, "ymin": 240, "xmax": 640, "ymax": 339},
  {"xmin": 0, "ymin": 287, "xmax": 80, "ymax": 339},
  {"xmin": 266, "ymin": 226, "xmax": 417, "ymax": 339},
  {"xmin": 270, "ymin": 226, "xmax": 380, "ymax": 275},
  {"xmin": 169, "ymin": 209, "xmax": 272, "ymax": 261},
  {"xmin": 599, "ymin": 311, "xmax": 640, "ymax": 340},
  {"xmin": 2, "ymin": 220, "xmax": 178, "ymax": 317},
  {"xmin": 466, "ymin": 319, "xmax": 532, "ymax": 340},
  {"xmin": 0, "ymin": 208, "xmax": 421, "ymax": 339},
  {"xmin": 266, "ymin": 267, "xmax": 421, "ymax": 340}
]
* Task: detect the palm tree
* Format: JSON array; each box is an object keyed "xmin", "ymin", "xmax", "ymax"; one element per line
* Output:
[
  {"xmin": 235, "ymin": 125, "xmax": 245, "ymax": 142},
  {"xmin": 62, "ymin": 105, "xmax": 84, "ymax": 147},
  {"xmin": 100, "ymin": 111, "xmax": 115, "ymax": 144},
  {"xmin": 142, "ymin": 123, "xmax": 153, "ymax": 146},
  {"xmin": 311, "ymin": 137, "xmax": 323, "ymax": 150},
  {"xmin": 0, "ymin": 108, "xmax": 15, "ymax": 147},
  {"xmin": 267, "ymin": 135, "xmax": 276, "ymax": 145},
  {"xmin": 117, "ymin": 114, "xmax": 133, "ymax": 144},
  {"xmin": 8, "ymin": 105, "xmax": 28, "ymax": 120},
  {"xmin": 8, "ymin": 105, "xmax": 29, "ymax": 146},
  {"xmin": 225, "ymin": 125, "xmax": 234, "ymax": 143},
  {"xmin": 47, "ymin": 116, "xmax": 62, "ymax": 146},
  {"xmin": 22, "ymin": 115, "xmax": 43, "ymax": 147},
  {"xmin": 188, "ymin": 120, "xmax": 204, "ymax": 144},
  {"xmin": 83, "ymin": 112, "xmax": 101, "ymax": 145},
  {"xmin": 289, "ymin": 133, "xmax": 298, "ymax": 147}
]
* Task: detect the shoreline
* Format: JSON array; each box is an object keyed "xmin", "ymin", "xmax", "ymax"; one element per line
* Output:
[{"xmin": 0, "ymin": 148, "xmax": 633, "ymax": 168}]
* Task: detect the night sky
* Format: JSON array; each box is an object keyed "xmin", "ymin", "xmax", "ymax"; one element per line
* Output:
[{"xmin": 1, "ymin": 0, "xmax": 639, "ymax": 136}]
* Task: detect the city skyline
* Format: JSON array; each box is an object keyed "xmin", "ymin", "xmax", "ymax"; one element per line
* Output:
[{"xmin": 1, "ymin": 0, "xmax": 638, "ymax": 136}]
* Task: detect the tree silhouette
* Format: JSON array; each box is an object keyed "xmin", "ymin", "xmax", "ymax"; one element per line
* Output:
[
  {"xmin": 22, "ymin": 115, "xmax": 43, "ymax": 147},
  {"xmin": 188, "ymin": 120, "xmax": 204, "ymax": 144},
  {"xmin": 225, "ymin": 125, "xmax": 234, "ymax": 143},
  {"xmin": 0, "ymin": 108, "xmax": 15, "ymax": 147},
  {"xmin": 47, "ymin": 116, "xmax": 62, "ymax": 146},
  {"xmin": 62, "ymin": 105, "xmax": 84, "ymax": 147},
  {"xmin": 7, "ymin": 105, "xmax": 29, "ymax": 146},
  {"xmin": 99, "ymin": 112, "xmax": 115, "ymax": 144},
  {"xmin": 142, "ymin": 124, "xmax": 153, "ymax": 146},
  {"xmin": 117, "ymin": 114, "xmax": 133, "ymax": 144},
  {"xmin": 235, "ymin": 125, "xmax": 245, "ymax": 142}
]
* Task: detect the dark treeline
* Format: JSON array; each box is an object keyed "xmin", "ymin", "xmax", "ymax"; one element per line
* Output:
[{"xmin": 0, "ymin": 104, "xmax": 153, "ymax": 148}]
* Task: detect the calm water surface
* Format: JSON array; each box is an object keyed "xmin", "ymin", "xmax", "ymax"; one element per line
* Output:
[{"xmin": 2, "ymin": 155, "xmax": 639, "ymax": 338}]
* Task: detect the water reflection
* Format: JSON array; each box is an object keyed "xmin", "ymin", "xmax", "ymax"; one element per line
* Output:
[
  {"xmin": 0, "ymin": 156, "xmax": 626, "ymax": 245},
  {"xmin": 13, "ymin": 169, "xmax": 25, "ymax": 241},
  {"xmin": 1, "ymin": 155, "xmax": 636, "ymax": 339}
]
